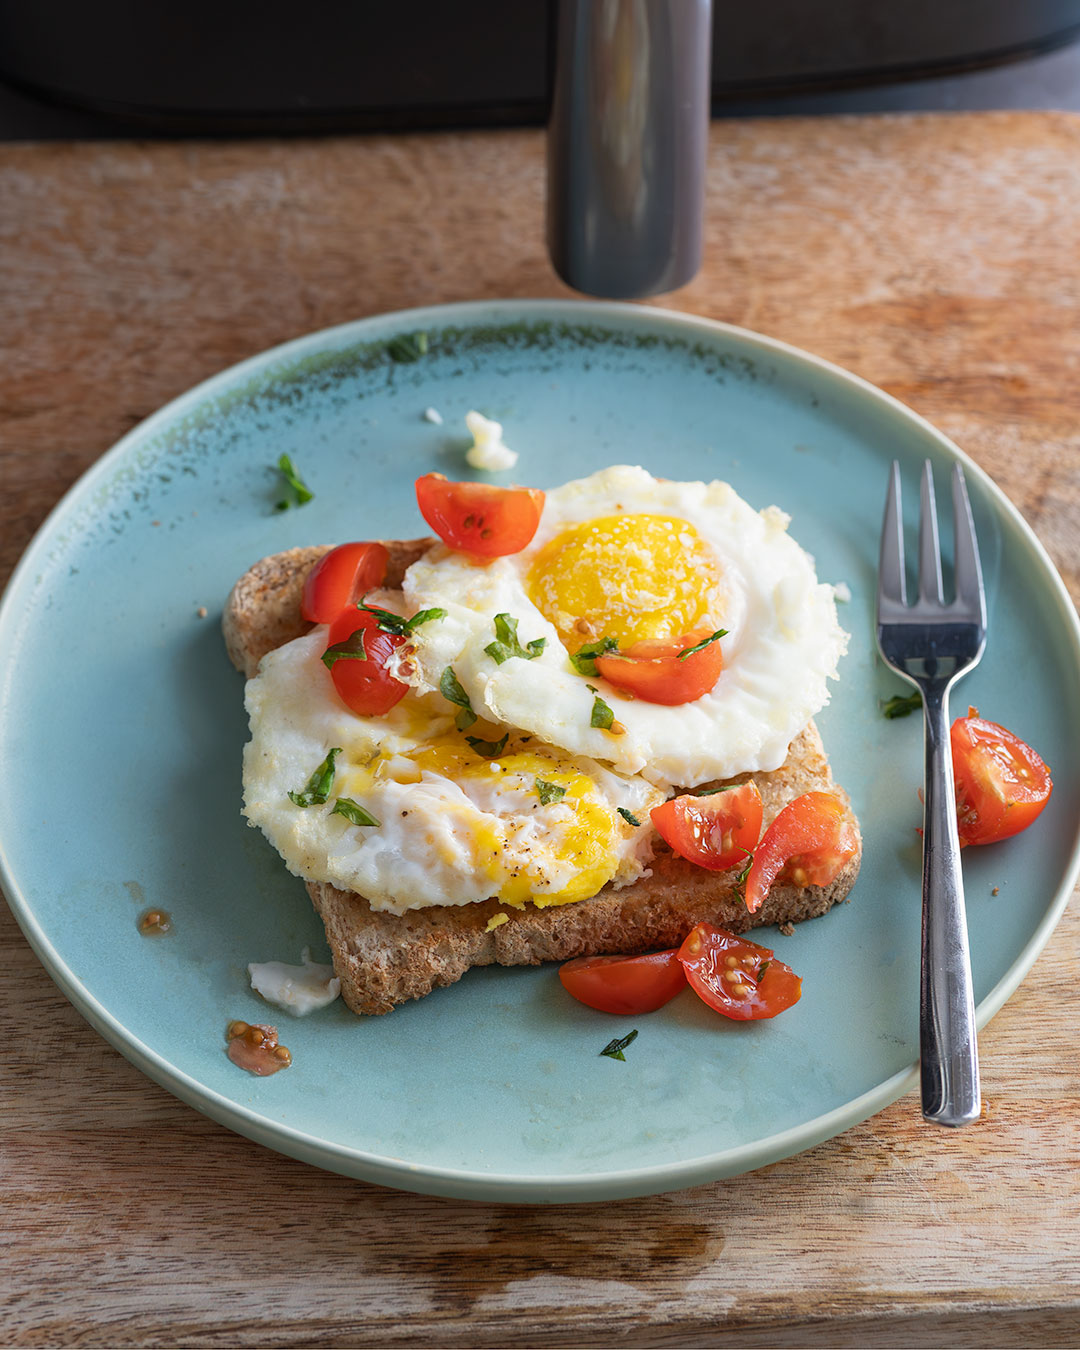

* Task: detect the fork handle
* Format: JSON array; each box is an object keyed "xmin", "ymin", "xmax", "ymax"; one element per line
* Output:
[{"xmin": 920, "ymin": 683, "xmax": 982, "ymax": 1126}]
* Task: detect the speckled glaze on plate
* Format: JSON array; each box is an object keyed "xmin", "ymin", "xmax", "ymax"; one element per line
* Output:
[{"xmin": 2, "ymin": 301, "xmax": 1078, "ymax": 1203}]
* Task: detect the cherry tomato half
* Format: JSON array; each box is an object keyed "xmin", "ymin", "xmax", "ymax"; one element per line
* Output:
[
  {"xmin": 324, "ymin": 607, "xmax": 409, "ymax": 717},
  {"xmin": 301, "ymin": 542, "xmax": 389, "ymax": 624},
  {"xmin": 951, "ymin": 709, "xmax": 1053, "ymax": 845},
  {"xmin": 677, "ymin": 923, "xmax": 802, "ymax": 1020},
  {"xmin": 415, "ymin": 473, "xmax": 545, "ymax": 559},
  {"xmin": 594, "ymin": 629, "xmax": 724, "ymax": 705},
  {"xmin": 743, "ymin": 791, "xmax": 858, "ymax": 915},
  {"xmin": 650, "ymin": 783, "xmax": 764, "ymax": 872},
  {"xmin": 559, "ymin": 950, "xmax": 687, "ymax": 1014}
]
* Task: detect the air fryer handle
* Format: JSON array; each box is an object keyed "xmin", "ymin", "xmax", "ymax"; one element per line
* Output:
[{"xmin": 547, "ymin": 0, "xmax": 712, "ymax": 299}]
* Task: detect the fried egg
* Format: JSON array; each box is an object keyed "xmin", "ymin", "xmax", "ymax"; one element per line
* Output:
[
  {"xmin": 242, "ymin": 627, "xmax": 663, "ymax": 915},
  {"xmin": 403, "ymin": 465, "xmax": 847, "ymax": 785}
]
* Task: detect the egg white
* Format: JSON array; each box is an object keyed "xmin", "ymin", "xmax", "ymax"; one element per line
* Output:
[{"xmin": 403, "ymin": 465, "xmax": 848, "ymax": 785}]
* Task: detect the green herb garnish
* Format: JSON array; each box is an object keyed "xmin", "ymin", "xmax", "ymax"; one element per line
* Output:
[
  {"xmin": 288, "ymin": 747, "xmax": 341, "ymax": 807},
  {"xmin": 696, "ymin": 781, "xmax": 740, "ymax": 797},
  {"xmin": 600, "ymin": 1030, "xmax": 639, "ymax": 1062},
  {"xmin": 358, "ymin": 600, "xmax": 446, "ymax": 636},
  {"xmin": 569, "ymin": 635, "xmax": 619, "ymax": 677},
  {"xmin": 883, "ymin": 690, "xmax": 922, "ymax": 719},
  {"xmin": 440, "ymin": 666, "xmax": 477, "ymax": 730},
  {"xmin": 331, "ymin": 797, "xmax": 380, "ymax": 827},
  {"xmin": 677, "ymin": 629, "xmax": 728, "ymax": 661},
  {"xmin": 535, "ymin": 778, "xmax": 567, "ymax": 805},
  {"xmin": 586, "ymin": 684, "xmax": 615, "ymax": 731},
  {"xmin": 485, "ymin": 612, "xmax": 546, "ymax": 665},
  {"xmin": 735, "ymin": 849, "xmax": 754, "ymax": 891},
  {"xmin": 274, "ymin": 453, "xmax": 313, "ymax": 511},
  {"xmin": 386, "ymin": 331, "xmax": 429, "ymax": 363},
  {"xmin": 466, "ymin": 732, "xmax": 509, "ymax": 759},
  {"xmin": 756, "ymin": 961, "xmax": 771, "ymax": 981},
  {"xmin": 617, "ymin": 807, "xmax": 642, "ymax": 827},
  {"xmin": 321, "ymin": 628, "xmax": 367, "ymax": 669}
]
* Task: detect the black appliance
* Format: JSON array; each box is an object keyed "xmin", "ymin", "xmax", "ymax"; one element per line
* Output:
[{"xmin": 1, "ymin": 1, "xmax": 1079, "ymax": 133}]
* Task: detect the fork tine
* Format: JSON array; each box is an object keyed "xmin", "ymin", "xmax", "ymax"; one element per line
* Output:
[
  {"xmin": 879, "ymin": 460, "xmax": 907, "ymax": 607},
  {"xmin": 918, "ymin": 461, "xmax": 945, "ymax": 605},
  {"xmin": 951, "ymin": 465, "xmax": 986, "ymax": 624}
]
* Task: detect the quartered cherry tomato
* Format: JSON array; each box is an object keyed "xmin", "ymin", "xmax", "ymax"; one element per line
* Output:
[
  {"xmin": 677, "ymin": 923, "xmax": 802, "ymax": 1020},
  {"xmin": 743, "ymin": 791, "xmax": 858, "ymax": 914},
  {"xmin": 559, "ymin": 950, "xmax": 687, "ymax": 1014},
  {"xmin": 415, "ymin": 474, "xmax": 545, "ymax": 558},
  {"xmin": 594, "ymin": 629, "xmax": 725, "ymax": 705},
  {"xmin": 951, "ymin": 709, "xmax": 1053, "ymax": 845},
  {"xmin": 650, "ymin": 783, "xmax": 763, "ymax": 871},
  {"xmin": 301, "ymin": 542, "xmax": 389, "ymax": 624},
  {"xmin": 323, "ymin": 607, "xmax": 409, "ymax": 716}
]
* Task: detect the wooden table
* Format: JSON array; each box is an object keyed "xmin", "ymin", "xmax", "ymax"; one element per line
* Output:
[{"xmin": 3, "ymin": 112, "xmax": 1079, "ymax": 1348}]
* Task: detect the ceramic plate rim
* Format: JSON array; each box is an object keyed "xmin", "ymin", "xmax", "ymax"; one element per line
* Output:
[{"xmin": 3, "ymin": 298, "xmax": 1079, "ymax": 1202}]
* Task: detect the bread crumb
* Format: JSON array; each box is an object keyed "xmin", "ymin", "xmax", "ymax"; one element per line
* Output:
[
  {"xmin": 486, "ymin": 913, "xmax": 509, "ymax": 932},
  {"xmin": 991, "ymin": 886, "xmax": 1000, "ymax": 896},
  {"xmin": 196, "ymin": 605, "xmax": 208, "ymax": 619},
  {"xmin": 778, "ymin": 922, "xmax": 796, "ymax": 937}
]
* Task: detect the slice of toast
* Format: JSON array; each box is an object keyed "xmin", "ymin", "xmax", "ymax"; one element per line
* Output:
[{"xmin": 225, "ymin": 544, "xmax": 862, "ymax": 1015}]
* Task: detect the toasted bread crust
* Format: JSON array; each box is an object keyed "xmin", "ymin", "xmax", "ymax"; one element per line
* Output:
[
  {"xmin": 223, "ymin": 539, "xmax": 431, "ymax": 679},
  {"xmin": 225, "ymin": 545, "xmax": 861, "ymax": 1015}
]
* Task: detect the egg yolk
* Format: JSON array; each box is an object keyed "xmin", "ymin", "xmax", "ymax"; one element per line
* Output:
[
  {"xmin": 469, "ymin": 750, "xmax": 619, "ymax": 909},
  {"xmin": 527, "ymin": 513, "xmax": 721, "ymax": 650},
  {"xmin": 358, "ymin": 735, "xmax": 621, "ymax": 908}
]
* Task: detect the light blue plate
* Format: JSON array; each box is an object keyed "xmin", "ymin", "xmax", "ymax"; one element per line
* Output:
[{"xmin": 2, "ymin": 301, "xmax": 1079, "ymax": 1202}]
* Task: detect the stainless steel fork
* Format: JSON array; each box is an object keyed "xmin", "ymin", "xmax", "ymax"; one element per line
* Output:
[{"xmin": 876, "ymin": 460, "xmax": 987, "ymax": 1127}]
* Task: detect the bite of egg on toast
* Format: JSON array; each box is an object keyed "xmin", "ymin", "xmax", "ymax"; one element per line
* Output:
[{"xmin": 226, "ymin": 464, "xmax": 862, "ymax": 1016}]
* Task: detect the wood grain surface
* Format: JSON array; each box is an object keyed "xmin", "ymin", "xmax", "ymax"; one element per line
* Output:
[{"xmin": 2, "ymin": 112, "xmax": 1079, "ymax": 1348}]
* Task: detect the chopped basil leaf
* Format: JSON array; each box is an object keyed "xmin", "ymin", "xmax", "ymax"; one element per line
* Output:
[
  {"xmin": 756, "ymin": 960, "xmax": 771, "ymax": 981},
  {"xmin": 536, "ymin": 778, "xmax": 567, "ymax": 805},
  {"xmin": 321, "ymin": 628, "xmax": 367, "ymax": 669},
  {"xmin": 484, "ymin": 612, "xmax": 547, "ymax": 665},
  {"xmin": 617, "ymin": 807, "xmax": 642, "ymax": 827},
  {"xmin": 405, "ymin": 606, "xmax": 447, "ymax": 633},
  {"xmin": 274, "ymin": 453, "xmax": 313, "ymax": 510},
  {"xmin": 586, "ymin": 685, "xmax": 615, "ymax": 730},
  {"xmin": 600, "ymin": 1030, "xmax": 639, "ymax": 1062},
  {"xmin": 735, "ymin": 848, "xmax": 754, "ymax": 889},
  {"xmin": 569, "ymin": 635, "xmax": 619, "ymax": 676},
  {"xmin": 331, "ymin": 797, "xmax": 380, "ymax": 827},
  {"xmin": 358, "ymin": 599, "xmax": 447, "ymax": 636},
  {"xmin": 440, "ymin": 665, "xmax": 477, "ymax": 730},
  {"xmin": 677, "ymin": 628, "xmax": 728, "ymax": 661},
  {"xmin": 466, "ymin": 732, "xmax": 509, "ymax": 759},
  {"xmin": 883, "ymin": 690, "xmax": 922, "ymax": 719},
  {"xmin": 696, "ymin": 780, "xmax": 740, "ymax": 797},
  {"xmin": 288, "ymin": 747, "xmax": 341, "ymax": 807},
  {"xmin": 387, "ymin": 330, "xmax": 429, "ymax": 363}
]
